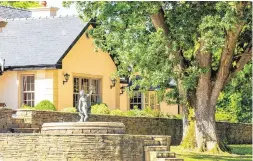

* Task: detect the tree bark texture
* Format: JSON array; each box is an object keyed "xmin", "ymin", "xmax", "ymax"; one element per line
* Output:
[
  {"xmin": 178, "ymin": 79, "xmax": 189, "ymax": 139},
  {"xmin": 195, "ymin": 43, "xmax": 217, "ymax": 150}
]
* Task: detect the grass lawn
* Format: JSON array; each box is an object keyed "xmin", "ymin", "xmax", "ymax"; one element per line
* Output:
[{"xmin": 171, "ymin": 144, "xmax": 252, "ymax": 161}]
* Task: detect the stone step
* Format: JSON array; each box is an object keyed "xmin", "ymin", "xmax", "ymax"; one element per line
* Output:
[
  {"xmin": 144, "ymin": 146, "xmax": 169, "ymax": 152},
  {"xmin": 156, "ymin": 151, "xmax": 176, "ymax": 158},
  {"xmin": 156, "ymin": 158, "xmax": 184, "ymax": 161},
  {"xmin": 148, "ymin": 151, "xmax": 175, "ymax": 161},
  {"xmin": 11, "ymin": 128, "xmax": 40, "ymax": 133}
]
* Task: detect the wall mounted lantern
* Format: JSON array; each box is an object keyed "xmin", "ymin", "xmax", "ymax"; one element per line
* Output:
[
  {"xmin": 120, "ymin": 86, "xmax": 126, "ymax": 95},
  {"xmin": 63, "ymin": 73, "xmax": 70, "ymax": 85},
  {"xmin": 110, "ymin": 78, "xmax": 117, "ymax": 89}
]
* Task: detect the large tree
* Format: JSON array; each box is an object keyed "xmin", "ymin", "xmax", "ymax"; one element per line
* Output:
[{"xmin": 66, "ymin": 1, "xmax": 252, "ymax": 151}]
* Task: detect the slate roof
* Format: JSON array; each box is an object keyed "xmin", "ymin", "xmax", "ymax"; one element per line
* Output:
[
  {"xmin": 0, "ymin": 5, "xmax": 32, "ymax": 19},
  {"xmin": 0, "ymin": 16, "xmax": 89, "ymax": 69}
]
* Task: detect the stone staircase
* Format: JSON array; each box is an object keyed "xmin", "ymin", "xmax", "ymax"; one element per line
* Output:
[
  {"xmin": 8, "ymin": 117, "xmax": 40, "ymax": 133},
  {"xmin": 144, "ymin": 138, "xmax": 183, "ymax": 161}
]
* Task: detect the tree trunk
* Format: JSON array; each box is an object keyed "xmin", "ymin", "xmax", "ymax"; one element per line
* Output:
[
  {"xmin": 182, "ymin": 104, "xmax": 189, "ymax": 138},
  {"xmin": 195, "ymin": 43, "xmax": 218, "ymax": 151},
  {"xmin": 195, "ymin": 88, "xmax": 218, "ymax": 151},
  {"xmin": 177, "ymin": 79, "xmax": 189, "ymax": 139}
]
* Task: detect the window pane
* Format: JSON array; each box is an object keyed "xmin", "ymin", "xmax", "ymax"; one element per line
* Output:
[
  {"xmin": 28, "ymin": 93, "xmax": 31, "ymax": 100},
  {"xmin": 31, "ymin": 83, "xmax": 34, "ymax": 91},
  {"xmin": 27, "ymin": 83, "xmax": 30, "ymax": 91},
  {"xmin": 31, "ymin": 76, "xmax": 35, "ymax": 83},
  {"xmin": 27, "ymin": 76, "xmax": 30, "ymax": 84},
  {"xmin": 22, "ymin": 75, "xmax": 35, "ymax": 107}
]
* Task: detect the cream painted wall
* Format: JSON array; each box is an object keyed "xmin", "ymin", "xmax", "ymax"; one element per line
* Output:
[
  {"xmin": 160, "ymin": 102, "xmax": 180, "ymax": 115},
  {"xmin": 34, "ymin": 70, "xmax": 54, "ymax": 105},
  {"xmin": 57, "ymin": 31, "xmax": 119, "ymax": 110},
  {"xmin": 0, "ymin": 71, "xmax": 19, "ymax": 109},
  {"xmin": 0, "ymin": 70, "xmax": 57, "ymax": 109},
  {"xmin": 16, "ymin": 70, "xmax": 56, "ymax": 108}
]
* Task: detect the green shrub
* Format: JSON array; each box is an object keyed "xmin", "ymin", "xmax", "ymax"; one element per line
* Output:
[
  {"xmin": 216, "ymin": 111, "xmax": 237, "ymax": 123},
  {"xmin": 60, "ymin": 107, "xmax": 77, "ymax": 113},
  {"xmin": 110, "ymin": 109, "xmax": 126, "ymax": 116},
  {"xmin": 91, "ymin": 103, "xmax": 183, "ymax": 119},
  {"xmin": 91, "ymin": 103, "xmax": 110, "ymax": 114},
  {"xmin": 143, "ymin": 107, "xmax": 161, "ymax": 117},
  {"xmin": 125, "ymin": 106, "xmax": 146, "ymax": 117},
  {"xmin": 35, "ymin": 100, "xmax": 56, "ymax": 111},
  {"xmin": 20, "ymin": 104, "xmax": 34, "ymax": 110}
]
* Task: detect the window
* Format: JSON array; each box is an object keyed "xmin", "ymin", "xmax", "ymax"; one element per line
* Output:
[
  {"xmin": 130, "ymin": 92, "xmax": 142, "ymax": 110},
  {"xmin": 22, "ymin": 75, "xmax": 35, "ymax": 107},
  {"xmin": 130, "ymin": 91, "xmax": 160, "ymax": 110},
  {"xmin": 73, "ymin": 77, "xmax": 101, "ymax": 107}
]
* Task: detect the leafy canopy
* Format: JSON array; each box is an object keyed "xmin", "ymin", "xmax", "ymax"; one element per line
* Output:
[
  {"xmin": 64, "ymin": 2, "xmax": 252, "ymax": 105},
  {"xmin": 217, "ymin": 63, "xmax": 252, "ymax": 123},
  {"xmin": 0, "ymin": 1, "xmax": 40, "ymax": 9}
]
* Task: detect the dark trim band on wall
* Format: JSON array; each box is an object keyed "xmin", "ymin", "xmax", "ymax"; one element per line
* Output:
[{"xmin": 5, "ymin": 64, "xmax": 61, "ymax": 71}]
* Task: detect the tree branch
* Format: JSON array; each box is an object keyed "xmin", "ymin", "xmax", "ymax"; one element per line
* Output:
[
  {"xmin": 150, "ymin": 8, "xmax": 169, "ymax": 36},
  {"xmin": 210, "ymin": 22, "xmax": 245, "ymax": 109},
  {"xmin": 227, "ymin": 46, "xmax": 252, "ymax": 83}
]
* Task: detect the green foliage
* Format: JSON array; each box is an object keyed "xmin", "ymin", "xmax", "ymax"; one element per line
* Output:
[
  {"xmin": 60, "ymin": 107, "xmax": 77, "ymax": 113},
  {"xmin": 217, "ymin": 63, "xmax": 252, "ymax": 123},
  {"xmin": 91, "ymin": 104, "xmax": 181, "ymax": 118},
  {"xmin": 110, "ymin": 109, "xmax": 126, "ymax": 116},
  {"xmin": 215, "ymin": 110, "xmax": 237, "ymax": 123},
  {"xmin": 0, "ymin": 1, "xmax": 40, "ymax": 9},
  {"xmin": 181, "ymin": 121, "xmax": 197, "ymax": 149},
  {"xmin": 20, "ymin": 104, "xmax": 34, "ymax": 110},
  {"xmin": 91, "ymin": 103, "xmax": 110, "ymax": 114},
  {"xmin": 35, "ymin": 100, "xmax": 56, "ymax": 111}
]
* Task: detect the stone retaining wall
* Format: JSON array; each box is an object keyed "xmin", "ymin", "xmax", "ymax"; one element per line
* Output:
[
  {"xmin": 15, "ymin": 110, "xmax": 252, "ymax": 145},
  {"xmin": 0, "ymin": 108, "xmax": 13, "ymax": 132},
  {"xmin": 0, "ymin": 133, "xmax": 170, "ymax": 161}
]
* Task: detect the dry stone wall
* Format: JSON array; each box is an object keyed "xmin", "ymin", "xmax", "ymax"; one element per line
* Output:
[
  {"xmin": 0, "ymin": 108, "xmax": 13, "ymax": 132},
  {"xmin": 0, "ymin": 133, "xmax": 170, "ymax": 161},
  {"xmin": 15, "ymin": 110, "xmax": 252, "ymax": 145}
]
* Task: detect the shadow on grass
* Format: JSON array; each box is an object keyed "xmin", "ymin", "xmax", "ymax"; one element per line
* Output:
[
  {"xmin": 176, "ymin": 153, "xmax": 252, "ymax": 161},
  {"xmin": 171, "ymin": 144, "xmax": 252, "ymax": 161},
  {"xmin": 229, "ymin": 145, "xmax": 252, "ymax": 155}
]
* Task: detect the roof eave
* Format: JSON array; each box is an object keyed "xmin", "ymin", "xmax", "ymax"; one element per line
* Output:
[{"xmin": 5, "ymin": 64, "xmax": 61, "ymax": 71}]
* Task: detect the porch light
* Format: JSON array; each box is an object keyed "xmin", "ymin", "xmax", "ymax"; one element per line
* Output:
[
  {"xmin": 110, "ymin": 78, "xmax": 117, "ymax": 89},
  {"xmin": 63, "ymin": 73, "xmax": 70, "ymax": 85},
  {"xmin": 120, "ymin": 86, "xmax": 125, "ymax": 95}
]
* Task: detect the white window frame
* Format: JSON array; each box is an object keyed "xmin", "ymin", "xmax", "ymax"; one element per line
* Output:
[
  {"xmin": 73, "ymin": 77, "xmax": 101, "ymax": 107},
  {"xmin": 21, "ymin": 75, "xmax": 35, "ymax": 107},
  {"xmin": 129, "ymin": 92, "xmax": 143, "ymax": 110},
  {"xmin": 130, "ymin": 91, "xmax": 160, "ymax": 110}
]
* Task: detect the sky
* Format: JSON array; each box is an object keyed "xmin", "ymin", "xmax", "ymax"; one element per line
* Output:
[{"xmin": 46, "ymin": 1, "xmax": 77, "ymax": 16}]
